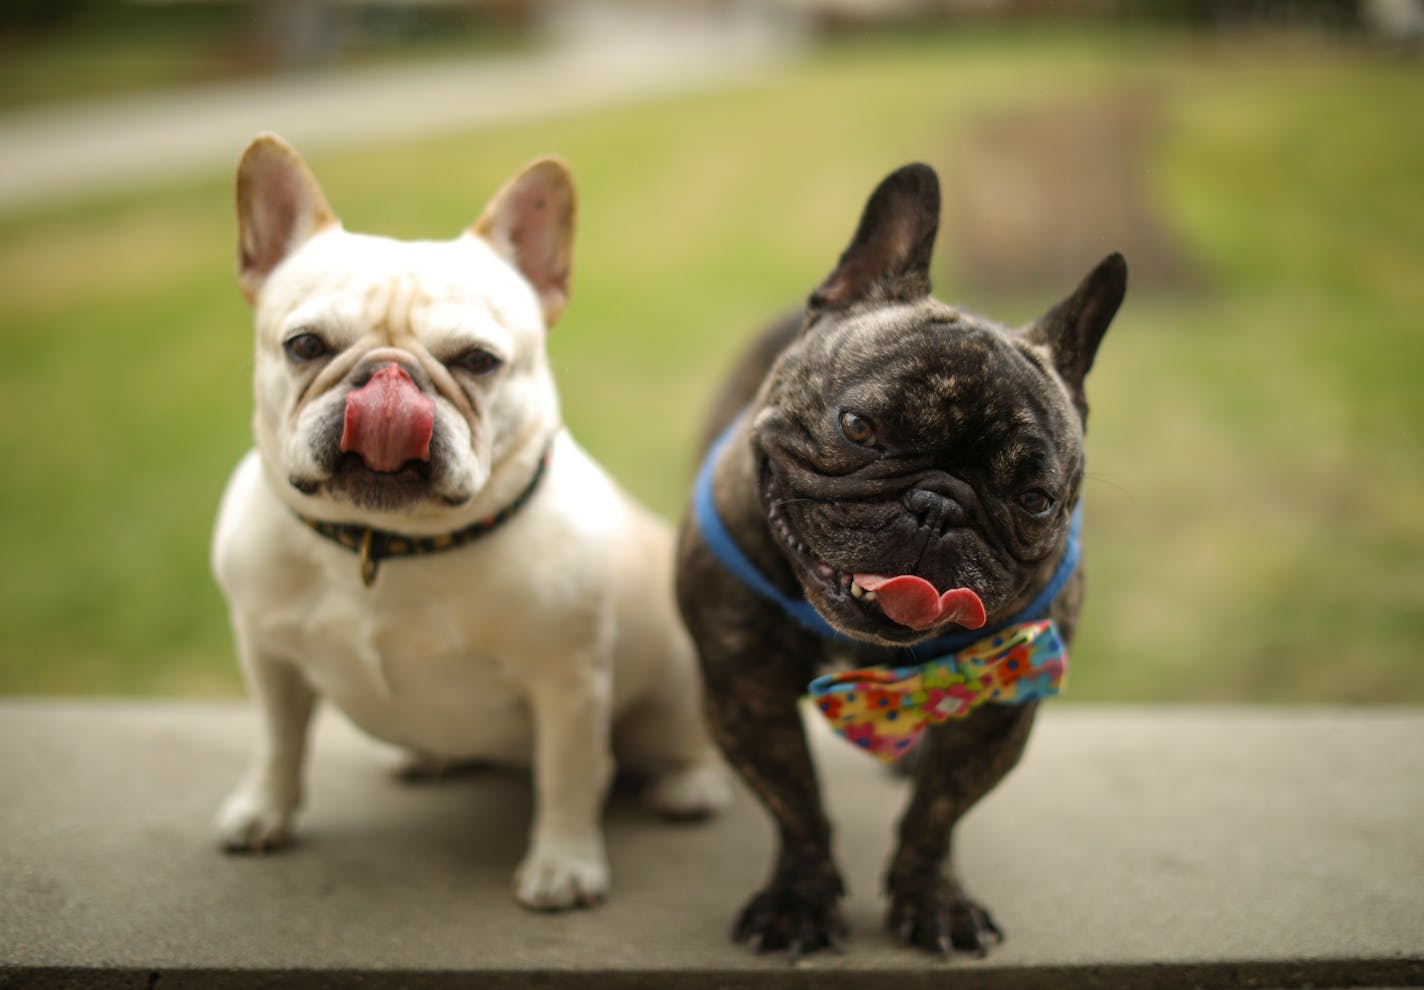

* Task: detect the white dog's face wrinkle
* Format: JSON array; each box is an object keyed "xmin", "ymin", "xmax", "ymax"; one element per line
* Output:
[
  {"xmin": 753, "ymin": 300, "xmax": 1083, "ymax": 640},
  {"xmin": 253, "ymin": 230, "xmax": 552, "ymax": 519}
]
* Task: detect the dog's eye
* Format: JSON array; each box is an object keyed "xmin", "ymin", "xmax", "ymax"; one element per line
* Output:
[
  {"xmin": 283, "ymin": 332, "xmax": 329, "ymax": 363},
  {"xmin": 839, "ymin": 410, "xmax": 876, "ymax": 447},
  {"xmin": 1015, "ymin": 489, "xmax": 1055, "ymax": 517},
  {"xmin": 452, "ymin": 348, "xmax": 503, "ymax": 376}
]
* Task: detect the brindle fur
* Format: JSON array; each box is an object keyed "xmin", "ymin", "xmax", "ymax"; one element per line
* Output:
[{"xmin": 675, "ymin": 163, "xmax": 1124, "ymax": 958}]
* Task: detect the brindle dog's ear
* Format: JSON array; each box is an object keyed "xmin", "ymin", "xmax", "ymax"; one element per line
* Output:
[
  {"xmin": 1025, "ymin": 252, "xmax": 1128, "ymax": 419},
  {"xmin": 810, "ymin": 163, "xmax": 940, "ymax": 310}
]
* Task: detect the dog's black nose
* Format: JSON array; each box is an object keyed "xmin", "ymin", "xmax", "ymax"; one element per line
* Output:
[{"xmin": 904, "ymin": 488, "xmax": 968, "ymax": 532}]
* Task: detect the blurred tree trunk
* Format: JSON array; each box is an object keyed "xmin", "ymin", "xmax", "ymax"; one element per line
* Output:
[{"xmin": 246, "ymin": 0, "xmax": 345, "ymax": 71}]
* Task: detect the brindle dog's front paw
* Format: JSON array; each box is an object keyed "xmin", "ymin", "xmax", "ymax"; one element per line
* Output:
[
  {"xmin": 732, "ymin": 870, "xmax": 847, "ymax": 961},
  {"xmin": 887, "ymin": 875, "xmax": 1003, "ymax": 958}
]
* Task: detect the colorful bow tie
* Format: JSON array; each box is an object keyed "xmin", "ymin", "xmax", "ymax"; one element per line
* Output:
[{"xmin": 807, "ymin": 620, "xmax": 1068, "ymax": 763}]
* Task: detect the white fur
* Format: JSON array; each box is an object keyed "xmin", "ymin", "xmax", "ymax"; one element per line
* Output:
[{"xmin": 214, "ymin": 141, "xmax": 728, "ymax": 910}]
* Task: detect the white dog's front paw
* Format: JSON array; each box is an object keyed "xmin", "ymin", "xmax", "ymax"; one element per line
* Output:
[
  {"xmin": 214, "ymin": 783, "xmax": 298, "ymax": 853},
  {"xmin": 643, "ymin": 761, "xmax": 733, "ymax": 821},
  {"xmin": 514, "ymin": 836, "xmax": 609, "ymax": 911}
]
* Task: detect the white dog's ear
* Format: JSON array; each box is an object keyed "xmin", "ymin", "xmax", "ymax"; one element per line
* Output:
[
  {"xmin": 472, "ymin": 157, "xmax": 576, "ymax": 327},
  {"xmin": 236, "ymin": 133, "xmax": 337, "ymax": 303}
]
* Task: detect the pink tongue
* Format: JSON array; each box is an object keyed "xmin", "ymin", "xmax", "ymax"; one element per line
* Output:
[
  {"xmin": 853, "ymin": 573, "xmax": 987, "ymax": 632},
  {"xmin": 340, "ymin": 364, "xmax": 435, "ymax": 473}
]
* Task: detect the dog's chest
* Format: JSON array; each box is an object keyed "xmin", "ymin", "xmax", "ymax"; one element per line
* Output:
[{"xmin": 283, "ymin": 575, "xmax": 538, "ymax": 760}]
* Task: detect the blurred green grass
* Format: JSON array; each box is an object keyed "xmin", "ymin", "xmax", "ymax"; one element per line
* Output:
[{"xmin": 1, "ymin": 29, "xmax": 1420, "ymax": 700}]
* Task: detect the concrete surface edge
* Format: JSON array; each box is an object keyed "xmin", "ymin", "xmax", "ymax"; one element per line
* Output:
[{"xmin": 4, "ymin": 959, "xmax": 1424, "ymax": 990}]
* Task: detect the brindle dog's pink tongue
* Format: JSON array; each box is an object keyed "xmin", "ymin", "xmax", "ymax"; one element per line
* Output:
[
  {"xmin": 853, "ymin": 574, "xmax": 988, "ymax": 632},
  {"xmin": 340, "ymin": 364, "xmax": 435, "ymax": 473}
]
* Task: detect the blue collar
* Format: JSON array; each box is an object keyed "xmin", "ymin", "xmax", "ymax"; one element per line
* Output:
[{"xmin": 693, "ymin": 417, "xmax": 1081, "ymax": 657}]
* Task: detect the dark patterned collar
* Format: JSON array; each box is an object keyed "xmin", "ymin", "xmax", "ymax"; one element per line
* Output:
[{"xmin": 295, "ymin": 443, "xmax": 552, "ymax": 587}]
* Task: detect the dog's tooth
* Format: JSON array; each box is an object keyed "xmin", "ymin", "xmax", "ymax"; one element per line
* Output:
[
  {"xmin": 863, "ymin": 591, "xmax": 877, "ymax": 603},
  {"xmin": 850, "ymin": 582, "xmax": 864, "ymax": 599}
]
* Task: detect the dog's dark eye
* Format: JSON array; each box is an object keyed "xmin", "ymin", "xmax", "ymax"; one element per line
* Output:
[
  {"xmin": 452, "ymin": 348, "xmax": 503, "ymax": 376},
  {"xmin": 839, "ymin": 410, "xmax": 876, "ymax": 447},
  {"xmin": 1015, "ymin": 489, "xmax": 1055, "ymax": 517},
  {"xmin": 283, "ymin": 332, "xmax": 329, "ymax": 363}
]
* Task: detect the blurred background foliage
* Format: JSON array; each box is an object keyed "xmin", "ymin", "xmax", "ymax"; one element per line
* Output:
[{"xmin": 1, "ymin": 0, "xmax": 1421, "ymax": 700}]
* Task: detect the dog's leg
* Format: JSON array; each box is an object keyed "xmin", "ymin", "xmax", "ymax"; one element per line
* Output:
[
  {"xmin": 884, "ymin": 702, "xmax": 1038, "ymax": 956},
  {"xmin": 702, "ymin": 649, "xmax": 846, "ymax": 957},
  {"xmin": 613, "ymin": 657, "xmax": 731, "ymax": 821},
  {"xmin": 216, "ymin": 630, "xmax": 316, "ymax": 852},
  {"xmin": 514, "ymin": 660, "xmax": 615, "ymax": 911},
  {"xmin": 632, "ymin": 721, "xmax": 731, "ymax": 823}
]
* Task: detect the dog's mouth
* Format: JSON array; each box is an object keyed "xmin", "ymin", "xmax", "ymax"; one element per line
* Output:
[
  {"xmin": 334, "ymin": 451, "xmax": 430, "ymax": 481},
  {"xmin": 315, "ymin": 453, "xmax": 436, "ymax": 511},
  {"xmin": 762, "ymin": 472, "xmax": 987, "ymax": 640},
  {"xmin": 287, "ymin": 363, "xmax": 472, "ymax": 511},
  {"xmin": 850, "ymin": 573, "xmax": 987, "ymax": 631}
]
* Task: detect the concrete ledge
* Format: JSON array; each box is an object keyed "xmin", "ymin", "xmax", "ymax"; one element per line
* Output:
[{"xmin": 2, "ymin": 701, "xmax": 1421, "ymax": 988}]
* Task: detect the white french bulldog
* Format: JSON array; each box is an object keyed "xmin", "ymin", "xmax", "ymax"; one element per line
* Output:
[{"xmin": 212, "ymin": 133, "xmax": 728, "ymax": 911}]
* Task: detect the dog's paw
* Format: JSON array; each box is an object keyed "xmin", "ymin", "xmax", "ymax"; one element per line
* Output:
[
  {"xmin": 642, "ymin": 762, "xmax": 733, "ymax": 821},
  {"xmin": 514, "ymin": 836, "xmax": 609, "ymax": 911},
  {"xmin": 732, "ymin": 869, "xmax": 847, "ymax": 960},
  {"xmin": 887, "ymin": 875, "xmax": 1003, "ymax": 958},
  {"xmin": 214, "ymin": 785, "xmax": 297, "ymax": 853}
]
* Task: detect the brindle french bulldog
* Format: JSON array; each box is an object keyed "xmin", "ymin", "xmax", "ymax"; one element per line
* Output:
[{"xmin": 675, "ymin": 162, "xmax": 1125, "ymax": 957}]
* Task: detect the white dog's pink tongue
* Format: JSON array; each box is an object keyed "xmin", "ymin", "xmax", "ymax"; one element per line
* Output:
[
  {"xmin": 853, "ymin": 574, "xmax": 988, "ymax": 632},
  {"xmin": 340, "ymin": 364, "xmax": 435, "ymax": 473}
]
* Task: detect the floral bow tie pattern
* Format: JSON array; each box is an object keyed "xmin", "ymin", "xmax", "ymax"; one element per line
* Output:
[{"xmin": 807, "ymin": 620, "xmax": 1068, "ymax": 763}]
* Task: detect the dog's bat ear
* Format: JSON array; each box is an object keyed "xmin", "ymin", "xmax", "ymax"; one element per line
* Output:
[
  {"xmin": 810, "ymin": 163, "xmax": 940, "ymax": 311},
  {"xmin": 472, "ymin": 157, "xmax": 576, "ymax": 327},
  {"xmin": 235, "ymin": 133, "xmax": 337, "ymax": 304},
  {"xmin": 1025, "ymin": 252, "xmax": 1128, "ymax": 419}
]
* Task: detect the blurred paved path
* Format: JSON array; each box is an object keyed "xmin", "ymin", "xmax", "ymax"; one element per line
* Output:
[{"xmin": 0, "ymin": 27, "xmax": 788, "ymax": 216}]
